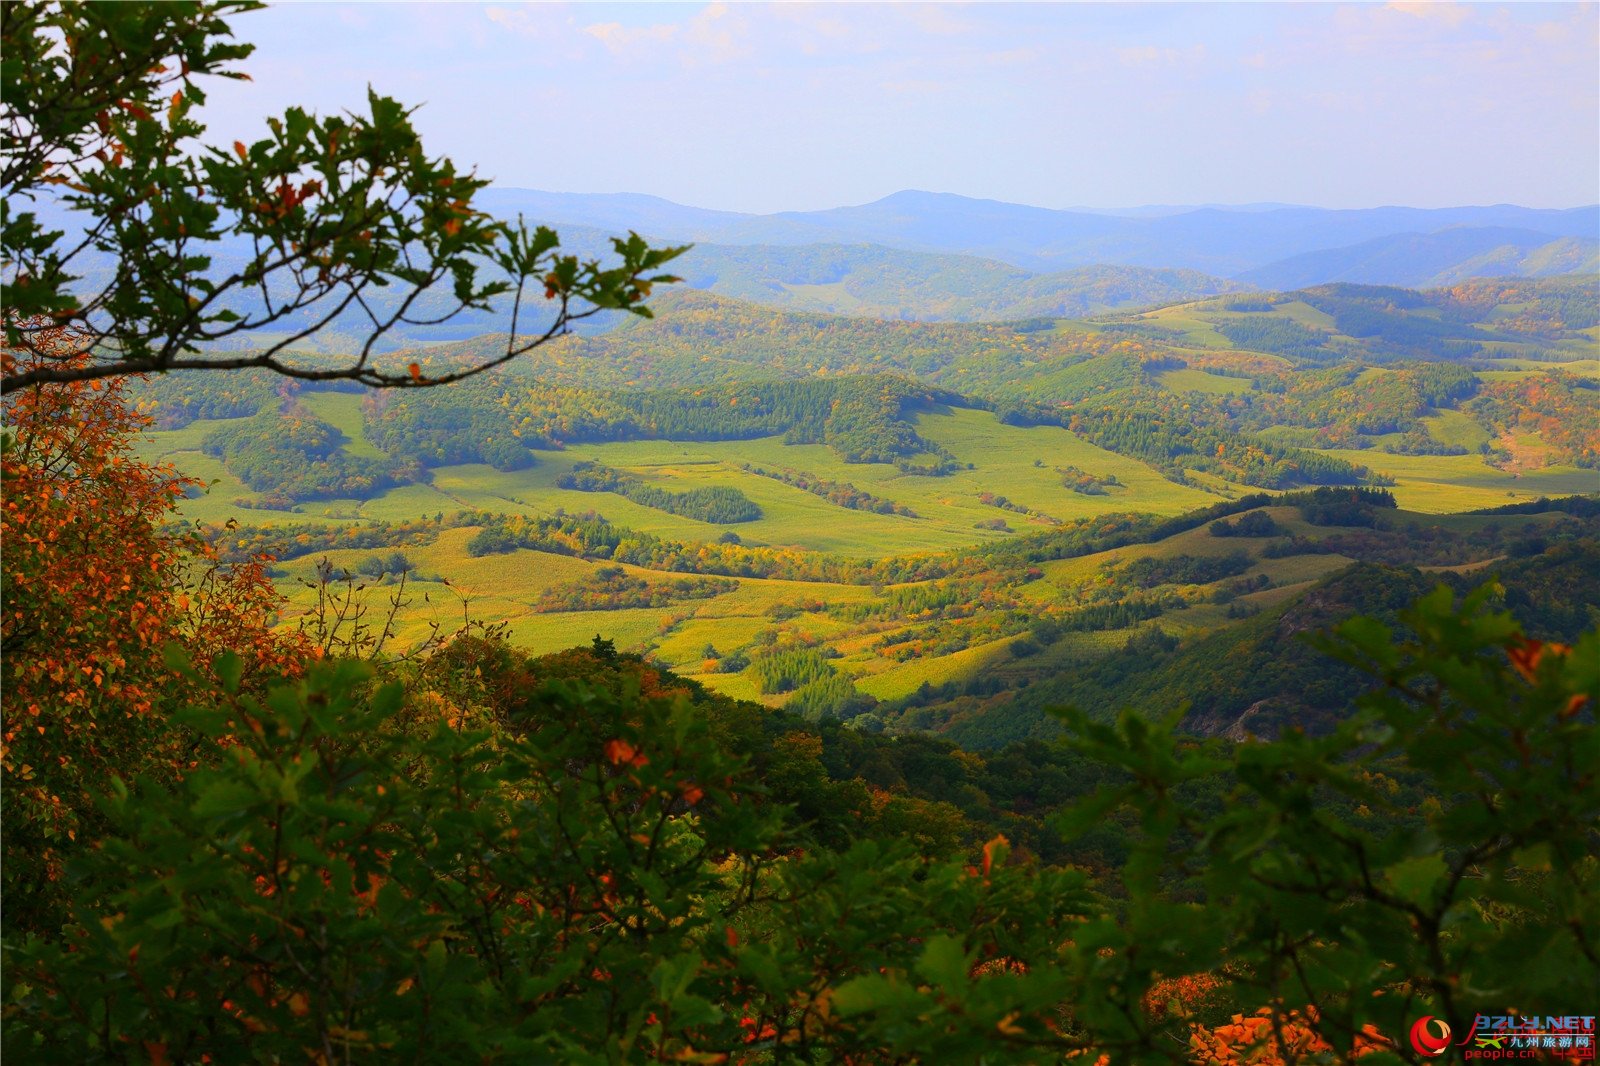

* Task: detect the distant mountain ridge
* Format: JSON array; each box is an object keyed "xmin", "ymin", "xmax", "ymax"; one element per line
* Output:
[
  {"xmin": 21, "ymin": 189, "xmax": 1596, "ymax": 348},
  {"xmin": 672, "ymin": 243, "xmax": 1248, "ymax": 322},
  {"xmin": 480, "ymin": 188, "xmax": 1599, "ymax": 278},
  {"xmin": 1239, "ymin": 227, "xmax": 1600, "ymax": 290}
]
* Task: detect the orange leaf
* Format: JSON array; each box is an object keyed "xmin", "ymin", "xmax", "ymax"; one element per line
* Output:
[
  {"xmin": 407, "ymin": 363, "xmax": 423, "ymax": 383},
  {"xmin": 981, "ymin": 833, "xmax": 1009, "ymax": 878}
]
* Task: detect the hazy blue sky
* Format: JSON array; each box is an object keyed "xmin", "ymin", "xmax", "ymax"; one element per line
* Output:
[{"xmin": 197, "ymin": 2, "xmax": 1599, "ymax": 213}]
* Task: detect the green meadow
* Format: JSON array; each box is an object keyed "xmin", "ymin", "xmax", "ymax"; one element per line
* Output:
[
  {"xmin": 1323, "ymin": 448, "xmax": 1597, "ymax": 512},
  {"xmin": 140, "ymin": 406, "xmax": 1218, "ymax": 552}
]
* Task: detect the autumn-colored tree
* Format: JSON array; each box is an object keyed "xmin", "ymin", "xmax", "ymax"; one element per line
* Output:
[{"xmin": 1, "ymin": 327, "xmax": 310, "ymax": 927}]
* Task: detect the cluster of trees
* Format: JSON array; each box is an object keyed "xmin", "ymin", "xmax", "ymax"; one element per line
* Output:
[
  {"xmin": 1471, "ymin": 371, "xmax": 1600, "ymax": 468},
  {"xmin": 364, "ymin": 382, "xmax": 539, "ymax": 471},
  {"xmin": 1031, "ymin": 599, "xmax": 1173, "ymax": 639},
  {"xmin": 125, "ymin": 369, "xmax": 296, "ymax": 428},
  {"xmin": 367, "ymin": 373, "xmax": 960, "ymax": 469},
  {"xmin": 1295, "ymin": 486, "xmax": 1399, "ymax": 527},
  {"xmin": 1296, "ymin": 285, "xmax": 1492, "ymax": 360},
  {"xmin": 749, "ymin": 645, "xmax": 839, "ymax": 694},
  {"xmin": 1209, "ymin": 510, "xmax": 1283, "ymax": 538},
  {"xmin": 837, "ymin": 578, "xmax": 1018, "ymax": 624},
  {"xmin": 1432, "ymin": 275, "xmax": 1600, "ymax": 334},
  {"xmin": 785, "ymin": 672, "xmax": 877, "ymax": 722},
  {"xmin": 202, "ymin": 403, "xmax": 420, "ymax": 503},
  {"xmin": 739, "ymin": 463, "xmax": 920, "ymax": 516},
  {"xmin": 1116, "ymin": 551, "xmax": 1255, "ymax": 590},
  {"xmin": 1237, "ymin": 363, "xmax": 1478, "ymax": 448},
  {"xmin": 557, "ymin": 461, "xmax": 762, "ymax": 523},
  {"xmin": 1383, "ymin": 427, "xmax": 1470, "ymax": 456},
  {"xmin": 201, "ymin": 513, "xmax": 464, "ymax": 564},
  {"xmin": 978, "ymin": 491, "xmax": 1059, "ymax": 525},
  {"xmin": 1059, "ymin": 464, "xmax": 1120, "ymax": 495},
  {"xmin": 530, "ymin": 566, "xmax": 737, "ymax": 613},
  {"xmin": 1213, "ymin": 314, "xmax": 1343, "ymax": 361},
  {"xmin": 1001, "ymin": 394, "xmax": 1370, "ymax": 489}
]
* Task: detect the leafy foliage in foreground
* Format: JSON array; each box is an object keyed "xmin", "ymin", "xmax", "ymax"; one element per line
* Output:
[{"xmin": 5, "ymin": 583, "xmax": 1597, "ymax": 1062}]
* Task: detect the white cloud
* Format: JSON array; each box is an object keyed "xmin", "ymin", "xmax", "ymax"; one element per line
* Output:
[{"xmin": 1385, "ymin": 2, "xmax": 1472, "ymax": 29}]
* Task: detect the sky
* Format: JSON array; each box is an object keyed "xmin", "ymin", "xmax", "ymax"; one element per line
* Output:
[{"xmin": 194, "ymin": 1, "xmax": 1600, "ymax": 214}]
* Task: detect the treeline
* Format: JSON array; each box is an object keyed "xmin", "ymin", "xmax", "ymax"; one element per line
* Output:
[
  {"xmin": 1238, "ymin": 363, "xmax": 1478, "ymax": 448},
  {"xmin": 125, "ymin": 368, "xmax": 297, "ymax": 428},
  {"xmin": 1118, "ymin": 550, "xmax": 1254, "ymax": 589},
  {"xmin": 1467, "ymin": 494, "xmax": 1600, "ymax": 517},
  {"xmin": 977, "ymin": 492, "xmax": 1059, "ymax": 526},
  {"xmin": 740, "ymin": 464, "xmax": 919, "ymax": 517},
  {"xmin": 996, "ymin": 392, "xmax": 1370, "ymax": 488},
  {"xmin": 1033, "ymin": 598, "xmax": 1172, "ymax": 638},
  {"xmin": 1213, "ymin": 315, "xmax": 1343, "ymax": 362},
  {"xmin": 464, "ymin": 510, "xmax": 957, "ymax": 584},
  {"xmin": 558, "ymin": 461, "xmax": 762, "ymax": 523},
  {"xmin": 1210, "ymin": 510, "xmax": 1283, "ymax": 537},
  {"xmin": 201, "ymin": 404, "xmax": 420, "ymax": 504},
  {"xmin": 531, "ymin": 566, "xmax": 737, "ymax": 613},
  {"xmin": 367, "ymin": 372, "xmax": 963, "ymax": 468},
  {"xmin": 836, "ymin": 579, "xmax": 1018, "ymax": 624},
  {"xmin": 1058, "ymin": 465, "xmax": 1119, "ymax": 495},
  {"xmin": 197, "ymin": 514, "xmax": 464, "ymax": 564},
  {"xmin": 364, "ymin": 381, "xmax": 537, "ymax": 470},
  {"xmin": 750, "ymin": 646, "xmax": 838, "ymax": 694}
]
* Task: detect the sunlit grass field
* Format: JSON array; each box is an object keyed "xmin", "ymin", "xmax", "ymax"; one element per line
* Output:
[
  {"xmin": 139, "ymin": 406, "xmax": 1218, "ymax": 552},
  {"xmin": 1322, "ymin": 448, "xmax": 1597, "ymax": 512},
  {"xmin": 137, "ymin": 384, "xmax": 1594, "ymax": 721}
]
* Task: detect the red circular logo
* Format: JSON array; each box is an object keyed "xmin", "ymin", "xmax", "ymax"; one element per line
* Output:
[{"xmin": 1410, "ymin": 1016, "xmax": 1453, "ymax": 1057}]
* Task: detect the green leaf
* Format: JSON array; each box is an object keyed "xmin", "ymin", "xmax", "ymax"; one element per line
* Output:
[
  {"xmin": 1384, "ymin": 854, "xmax": 1446, "ymax": 907},
  {"xmin": 830, "ymin": 974, "xmax": 925, "ymax": 1017},
  {"xmin": 192, "ymin": 779, "xmax": 263, "ymax": 819},
  {"xmin": 162, "ymin": 642, "xmax": 206, "ymax": 685},
  {"xmin": 214, "ymin": 651, "xmax": 242, "ymax": 694},
  {"xmin": 913, "ymin": 934, "xmax": 970, "ymax": 991}
]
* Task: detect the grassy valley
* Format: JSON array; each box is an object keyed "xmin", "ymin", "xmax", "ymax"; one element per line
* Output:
[{"xmin": 130, "ymin": 272, "xmax": 1598, "ymax": 742}]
